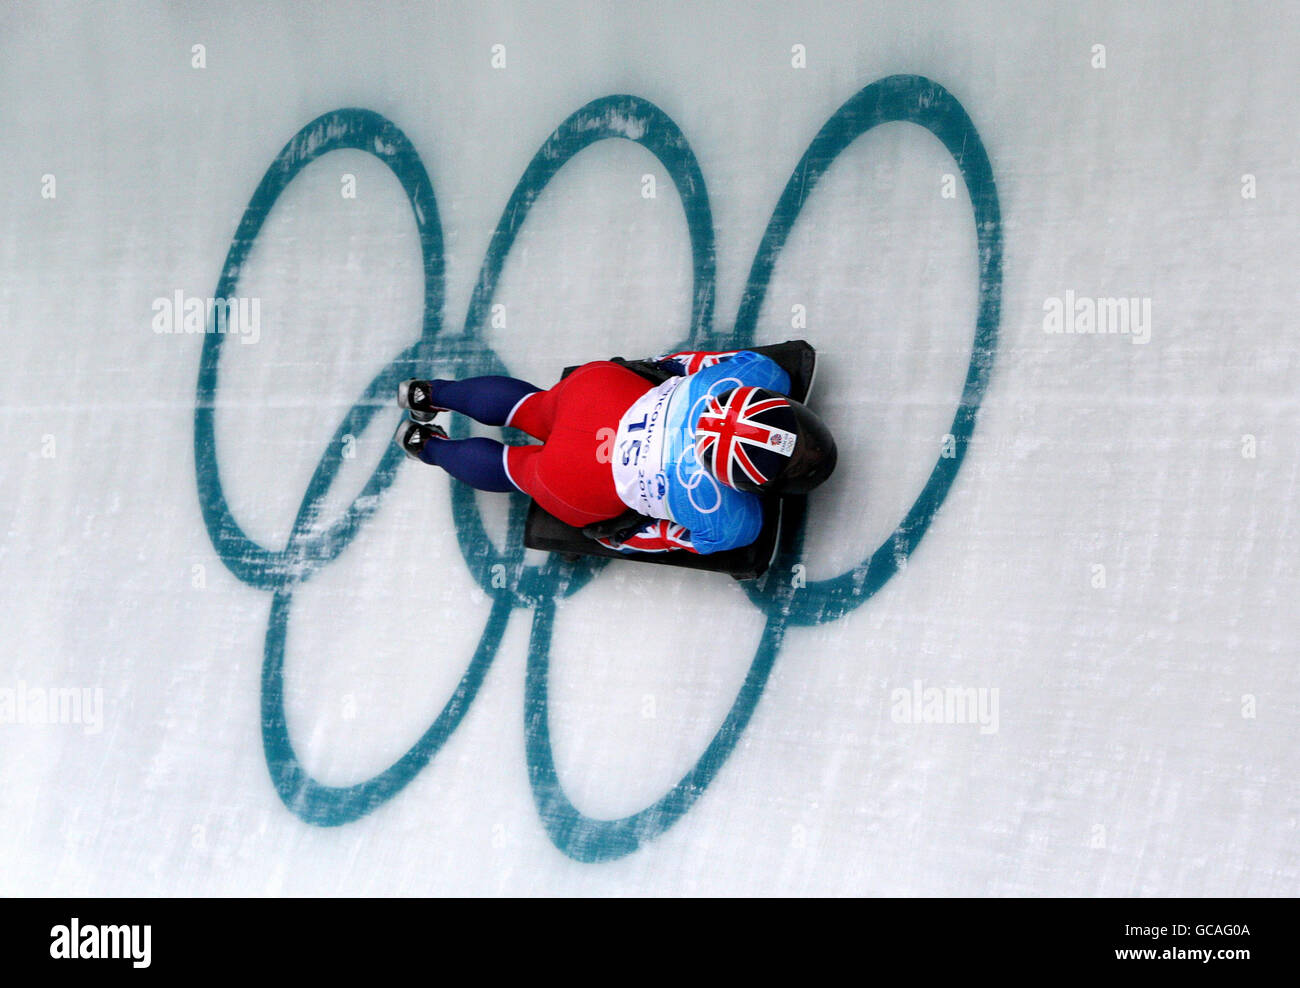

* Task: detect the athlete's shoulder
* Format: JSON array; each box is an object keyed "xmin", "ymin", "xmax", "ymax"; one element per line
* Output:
[
  {"xmin": 688, "ymin": 488, "xmax": 764, "ymax": 554},
  {"xmin": 690, "ymin": 349, "xmax": 792, "ymax": 394}
]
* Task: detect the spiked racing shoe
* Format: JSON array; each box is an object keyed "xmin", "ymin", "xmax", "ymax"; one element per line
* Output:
[
  {"xmin": 397, "ymin": 379, "xmax": 446, "ymax": 424},
  {"xmin": 394, "ymin": 418, "xmax": 448, "ymax": 461}
]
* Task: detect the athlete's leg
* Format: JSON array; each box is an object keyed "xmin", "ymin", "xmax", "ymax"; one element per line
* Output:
[
  {"xmin": 497, "ymin": 383, "xmax": 557, "ymax": 440},
  {"xmin": 503, "ymin": 443, "xmax": 615, "ymax": 527},
  {"xmin": 416, "ymin": 435, "xmax": 517, "ymax": 493},
  {"xmin": 428, "ymin": 376, "xmax": 541, "ymax": 429}
]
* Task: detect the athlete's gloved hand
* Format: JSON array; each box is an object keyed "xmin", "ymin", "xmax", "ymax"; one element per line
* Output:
[
  {"xmin": 592, "ymin": 518, "xmax": 698, "ymax": 554},
  {"xmin": 651, "ymin": 349, "xmax": 740, "ymax": 376}
]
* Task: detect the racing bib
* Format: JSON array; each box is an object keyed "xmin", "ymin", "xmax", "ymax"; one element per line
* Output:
[{"xmin": 611, "ymin": 375, "xmax": 683, "ymax": 518}]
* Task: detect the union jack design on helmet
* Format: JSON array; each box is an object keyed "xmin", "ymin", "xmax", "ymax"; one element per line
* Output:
[{"xmin": 694, "ymin": 386, "xmax": 799, "ymax": 491}]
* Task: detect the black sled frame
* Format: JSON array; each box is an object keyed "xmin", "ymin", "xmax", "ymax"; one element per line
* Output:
[{"xmin": 523, "ymin": 339, "xmax": 817, "ymax": 581}]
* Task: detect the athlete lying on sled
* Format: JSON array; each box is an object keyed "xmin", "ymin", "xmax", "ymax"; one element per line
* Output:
[{"xmin": 392, "ymin": 347, "xmax": 837, "ymax": 555}]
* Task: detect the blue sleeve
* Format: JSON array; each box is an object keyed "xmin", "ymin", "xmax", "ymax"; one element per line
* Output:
[
  {"xmin": 686, "ymin": 491, "xmax": 765, "ymax": 554},
  {"xmin": 654, "ymin": 350, "xmax": 793, "ymax": 394},
  {"xmin": 709, "ymin": 350, "xmax": 792, "ymax": 395}
]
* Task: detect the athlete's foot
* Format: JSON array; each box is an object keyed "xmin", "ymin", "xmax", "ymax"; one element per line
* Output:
[
  {"xmin": 397, "ymin": 379, "xmax": 447, "ymax": 424},
  {"xmin": 394, "ymin": 418, "xmax": 448, "ymax": 461}
]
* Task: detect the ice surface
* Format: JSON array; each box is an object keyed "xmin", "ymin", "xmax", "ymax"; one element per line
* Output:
[{"xmin": 1, "ymin": 1, "xmax": 1296, "ymax": 895}]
